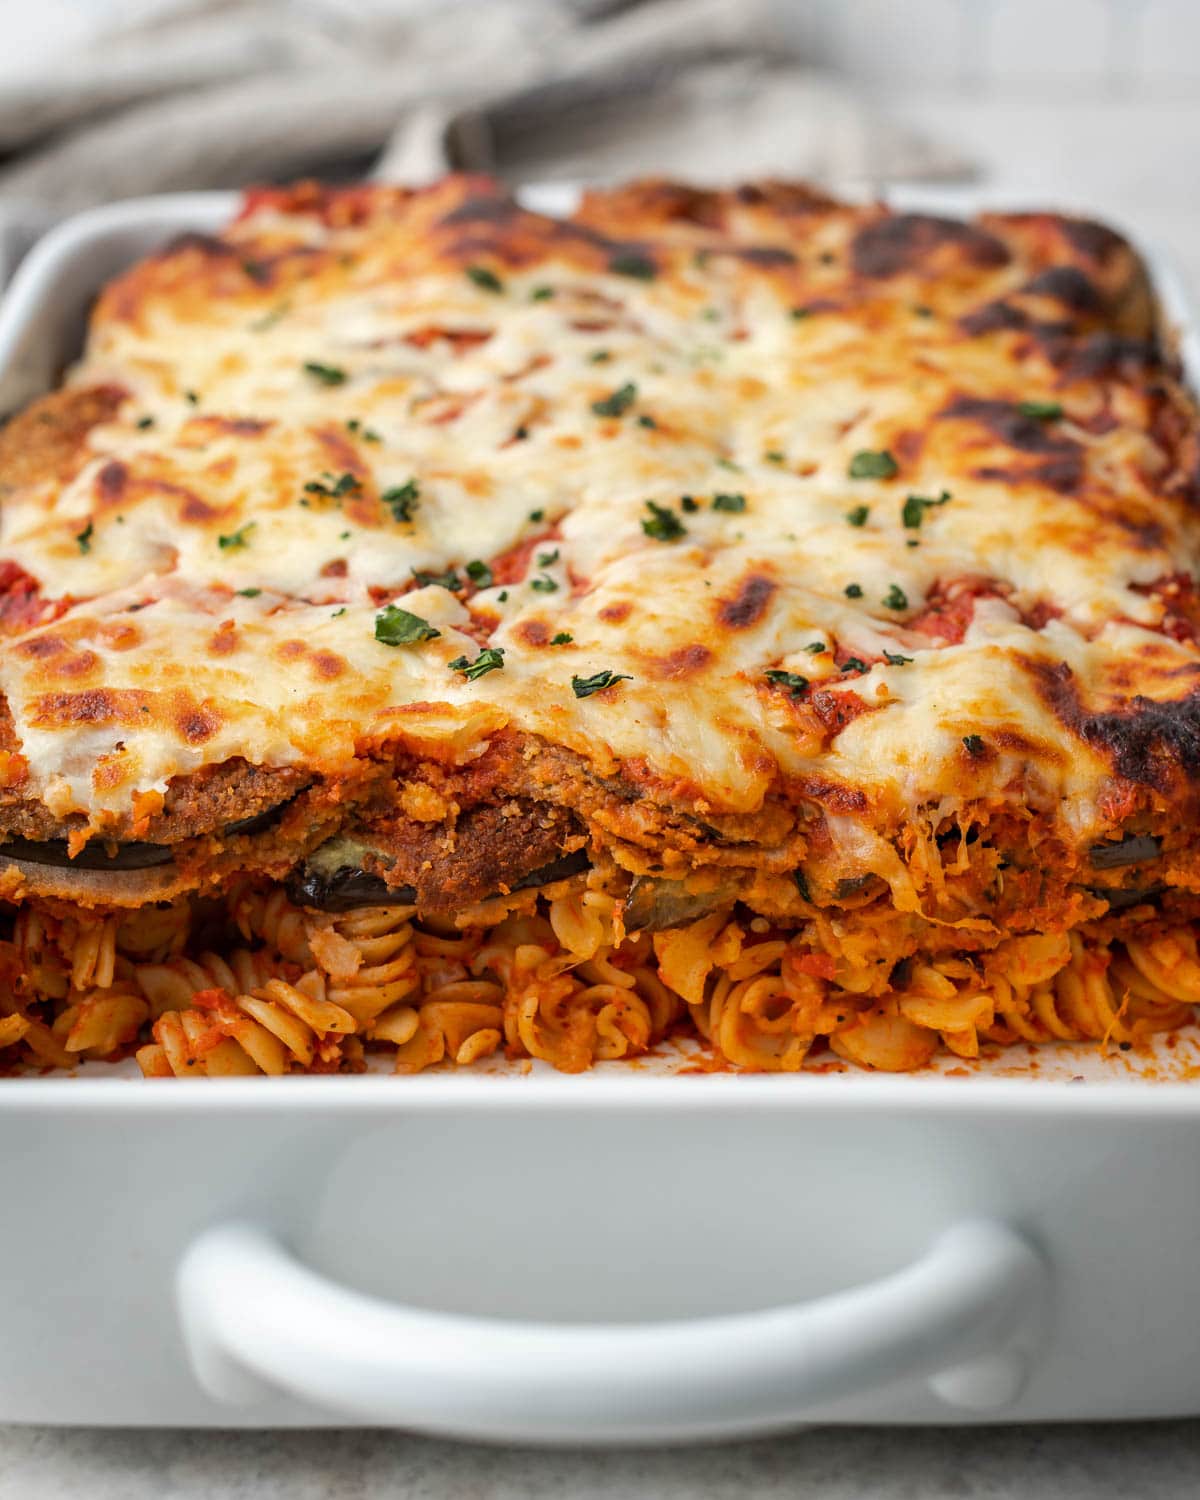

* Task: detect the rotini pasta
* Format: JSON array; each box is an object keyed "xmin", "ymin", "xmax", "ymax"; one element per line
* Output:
[{"xmin": 5, "ymin": 869, "xmax": 1200, "ymax": 1077}]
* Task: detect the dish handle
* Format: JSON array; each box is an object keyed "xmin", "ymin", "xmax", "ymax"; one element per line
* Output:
[{"xmin": 177, "ymin": 1218, "xmax": 1048, "ymax": 1442}]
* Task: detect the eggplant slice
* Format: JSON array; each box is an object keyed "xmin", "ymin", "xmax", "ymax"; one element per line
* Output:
[
  {"xmin": 1089, "ymin": 834, "xmax": 1161, "ymax": 869},
  {"xmin": 288, "ymin": 847, "xmax": 590, "ymax": 913}
]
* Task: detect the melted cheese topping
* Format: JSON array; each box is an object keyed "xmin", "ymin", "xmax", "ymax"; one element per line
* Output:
[{"xmin": 2, "ymin": 177, "xmax": 1199, "ymax": 849}]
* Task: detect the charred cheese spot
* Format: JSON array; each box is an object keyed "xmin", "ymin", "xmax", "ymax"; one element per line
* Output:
[
  {"xmin": 716, "ymin": 574, "xmax": 776, "ymax": 630},
  {"xmin": 643, "ymin": 644, "xmax": 713, "ymax": 679},
  {"xmin": 310, "ymin": 651, "xmax": 346, "ymax": 680},
  {"xmin": 851, "ymin": 214, "xmax": 1010, "ymax": 279}
]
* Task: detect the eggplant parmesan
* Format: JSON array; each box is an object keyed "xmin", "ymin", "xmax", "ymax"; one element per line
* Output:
[{"xmin": 3, "ymin": 176, "xmax": 1200, "ymax": 1077}]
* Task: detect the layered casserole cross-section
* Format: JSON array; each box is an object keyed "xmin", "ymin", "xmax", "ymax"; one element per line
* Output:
[{"xmin": 2, "ymin": 176, "xmax": 1200, "ymax": 1076}]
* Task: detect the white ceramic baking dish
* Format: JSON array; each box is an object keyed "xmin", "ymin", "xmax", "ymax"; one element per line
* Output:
[{"xmin": 2, "ymin": 187, "xmax": 1200, "ymax": 1446}]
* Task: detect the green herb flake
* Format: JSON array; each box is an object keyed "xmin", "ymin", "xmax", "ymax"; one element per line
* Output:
[
  {"xmin": 592, "ymin": 382, "xmax": 638, "ymax": 419},
  {"xmin": 528, "ymin": 508, "xmax": 545, "ymax": 523},
  {"xmin": 588, "ymin": 350, "xmax": 611, "ymax": 364},
  {"xmin": 383, "ymin": 479, "xmax": 420, "ymax": 523},
  {"xmin": 848, "ymin": 449, "xmax": 898, "ymax": 480},
  {"xmin": 497, "ymin": 590, "xmax": 509, "ymax": 602},
  {"xmin": 465, "ymin": 559, "xmax": 494, "ymax": 588},
  {"xmin": 236, "ymin": 587, "xmax": 261, "ymax": 598},
  {"xmin": 845, "ymin": 504, "xmax": 870, "ymax": 526},
  {"xmin": 882, "ymin": 584, "xmax": 908, "ymax": 611},
  {"xmin": 803, "ymin": 641, "xmax": 827, "ymax": 654},
  {"xmin": 530, "ymin": 286, "xmax": 555, "ymax": 302},
  {"xmin": 765, "ymin": 450, "xmax": 785, "ymax": 464},
  {"xmin": 844, "ymin": 583, "xmax": 863, "ymax": 599},
  {"xmin": 466, "ymin": 265, "xmax": 504, "ymax": 293},
  {"xmin": 339, "ymin": 530, "xmax": 351, "ymax": 540},
  {"xmin": 902, "ymin": 489, "xmax": 951, "ymax": 529},
  {"xmin": 765, "ymin": 669, "xmax": 808, "ymax": 698},
  {"xmin": 450, "ymin": 646, "xmax": 505, "ymax": 680},
  {"xmin": 793, "ymin": 869, "xmax": 812, "ymax": 901},
  {"xmin": 531, "ymin": 575, "xmax": 559, "ymax": 593},
  {"xmin": 608, "ymin": 252, "xmax": 657, "ymax": 281},
  {"xmin": 412, "ymin": 568, "xmax": 461, "ymax": 592},
  {"xmin": 514, "ymin": 425, "xmax": 530, "ymax": 442},
  {"xmin": 1017, "ymin": 399, "xmax": 1063, "ymax": 421},
  {"xmin": 346, "ymin": 419, "xmax": 382, "ymax": 443},
  {"xmin": 680, "ymin": 495, "xmax": 699, "ymax": 513},
  {"xmin": 537, "ymin": 548, "xmax": 560, "ymax": 567},
  {"xmin": 572, "ymin": 669, "xmax": 632, "ymax": 699},
  {"xmin": 716, "ymin": 456, "xmax": 741, "ymax": 472},
  {"xmin": 790, "ymin": 306, "xmax": 811, "ymax": 321},
  {"xmin": 884, "ymin": 650, "xmax": 914, "ymax": 666},
  {"xmin": 331, "ymin": 607, "xmax": 346, "ymax": 617},
  {"xmin": 551, "ymin": 632, "xmax": 573, "ymax": 645},
  {"xmin": 250, "ymin": 300, "xmax": 291, "ymax": 332},
  {"xmin": 184, "ymin": 389, "xmax": 200, "ymax": 406},
  {"xmin": 962, "ymin": 734, "xmax": 987, "ymax": 757},
  {"xmin": 302, "ymin": 361, "xmax": 346, "ymax": 386},
  {"xmin": 374, "ymin": 605, "xmax": 441, "ymax": 647},
  {"xmin": 642, "ymin": 500, "xmax": 686, "ymax": 542},
  {"xmin": 75, "ymin": 519, "xmax": 94, "ymax": 554},
  {"xmin": 135, "ymin": 415, "xmax": 155, "ymax": 430},
  {"xmin": 303, "ymin": 470, "xmax": 361, "ymax": 500},
  {"xmin": 712, "ymin": 492, "xmax": 746, "ymax": 513},
  {"xmin": 217, "ymin": 522, "xmax": 256, "ymax": 551},
  {"xmin": 841, "ymin": 657, "xmax": 868, "ymax": 674},
  {"xmin": 637, "ymin": 414, "xmax": 658, "ymax": 430}
]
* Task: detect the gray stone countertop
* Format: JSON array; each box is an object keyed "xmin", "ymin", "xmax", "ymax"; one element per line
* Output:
[{"xmin": 2, "ymin": 1422, "xmax": 1199, "ymax": 1499}]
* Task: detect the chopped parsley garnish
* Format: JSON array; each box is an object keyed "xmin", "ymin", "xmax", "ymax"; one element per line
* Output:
[
  {"xmin": 592, "ymin": 382, "xmax": 637, "ymax": 418},
  {"xmin": 882, "ymin": 584, "xmax": 908, "ymax": 611},
  {"xmin": 374, "ymin": 605, "xmax": 440, "ymax": 646},
  {"xmin": 716, "ymin": 457, "xmax": 741, "ymax": 472},
  {"xmin": 642, "ymin": 500, "xmax": 686, "ymax": 542},
  {"xmin": 528, "ymin": 508, "xmax": 544, "ymax": 522},
  {"xmin": 803, "ymin": 641, "xmax": 827, "ymax": 654},
  {"xmin": 841, "ymin": 657, "xmax": 868, "ymax": 673},
  {"xmin": 250, "ymin": 300, "xmax": 291, "ymax": 332},
  {"xmin": 514, "ymin": 425, "xmax": 530, "ymax": 441},
  {"xmin": 844, "ymin": 583, "xmax": 863, "ymax": 599},
  {"xmin": 240, "ymin": 258, "xmax": 270, "ymax": 284},
  {"xmin": 75, "ymin": 519, "xmax": 94, "ymax": 554},
  {"xmin": 902, "ymin": 490, "xmax": 951, "ymax": 529},
  {"xmin": 845, "ymin": 505, "xmax": 870, "ymax": 526},
  {"xmin": 530, "ymin": 285, "xmax": 555, "ymax": 301},
  {"xmin": 589, "ymin": 350, "xmax": 611, "ymax": 364},
  {"xmin": 218, "ymin": 522, "xmax": 256, "ymax": 551},
  {"xmin": 383, "ymin": 479, "xmax": 420, "ymax": 523},
  {"xmin": 412, "ymin": 568, "xmax": 461, "ymax": 591},
  {"xmin": 551, "ymin": 632, "xmax": 573, "ymax": 645},
  {"xmin": 793, "ymin": 869, "xmax": 812, "ymax": 901},
  {"xmin": 304, "ymin": 471, "xmax": 361, "ymax": 499},
  {"xmin": 466, "ymin": 265, "xmax": 504, "ymax": 293},
  {"xmin": 331, "ymin": 607, "xmax": 346, "ymax": 617},
  {"xmin": 765, "ymin": 450, "xmax": 785, "ymax": 464},
  {"xmin": 184, "ymin": 389, "xmax": 200, "ymax": 406},
  {"xmin": 346, "ymin": 418, "xmax": 381, "ymax": 443},
  {"xmin": 450, "ymin": 645, "xmax": 505, "ymax": 680},
  {"xmin": 572, "ymin": 669, "xmax": 632, "ymax": 698},
  {"xmin": 765, "ymin": 669, "xmax": 808, "ymax": 697},
  {"xmin": 884, "ymin": 650, "xmax": 914, "ymax": 665},
  {"xmin": 236, "ymin": 587, "xmax": 262, "ymax": 598},
  {"xmin": 339, "ymin": 530, "xmax": 351, "ymax": 540},
  {"xmin": 531, "ymin": 575, "xmax": 559, "ymax": 593},
  {"xmin": 1017, "ymin": 399, "xmax": 1063, "ymax": 421},
  {"xmin": 680, "ymin": 495, "xmax": 699, "ymax": 513},
  {"xmin": 465, "ymin": 559, "xmax": 493, "ymax": 587},
  {"xmin": 637, "ymin": 414, "xmax": 658, "ymax": 429},
  {"xmin": 303, "ymin": 361, "xmax": 346, "ymax": 386},
  {"xmin": 537, "ymin": 548, "xmax": 560, "ymax": 567},
  {"xmin": 848, "ymin": 449, "xmax": 898, "ymax": 480},
  {"xmin": 497, "ymin": 590, "xmax": 509, "ymax": 602},
  {"xmin": 712, "ymin": 492, "xmax": 746, "ymax": 513},
  {"xmin": 136, "ymin": 415, "xmax": 155, "ymax": 430},
  {"xmin": 701, "ymin": 307, "xmax": 720, "ymax": 322},
  {"xmin": 608, "ymin": 251, "xmax": 657, "ymax": 280},
  {"xmin": 790, "ymin": 306, "xmax": 811, "ymax": 321},
  {"xmin": 962, "ymin": 734, "xmax": 987, "ymax": 757}
]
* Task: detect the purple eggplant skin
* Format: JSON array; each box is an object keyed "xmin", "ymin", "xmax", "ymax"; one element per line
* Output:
[
  {"xmin": 286, "ymin": 848, "xmax": 590, "ymax": 913},
  {"xmin": 1088, "ymin": 834, "xmax": 1161, "ymax": 870}
]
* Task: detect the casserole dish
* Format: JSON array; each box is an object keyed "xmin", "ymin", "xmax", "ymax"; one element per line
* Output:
[{"xmin": 2, "ymin": 186, "xmax": 1200, "ymax": 1445}]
